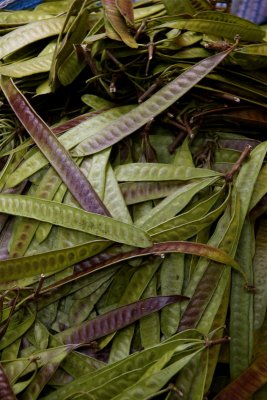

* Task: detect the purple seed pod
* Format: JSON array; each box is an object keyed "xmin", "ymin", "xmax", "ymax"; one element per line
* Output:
[
  {"xmin": 59, "ymin": 295, "xmax": 188, "ymax": 345},
  {"xmin": 0, "ymin": 76, "xmax": 110, "ymax": 216},
  {"xmin": 0, "ymin": 362, "xmax": 17, "ymax": 400}
]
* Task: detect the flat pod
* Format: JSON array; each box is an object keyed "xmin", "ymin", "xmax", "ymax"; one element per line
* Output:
[
  {"xmin": 0, "ymin": 77, "xmax": 109, "ymax": 216},
  {"xmin": 3, "ymin": 346, "xmax": 74, "ymax": 381},
  {"xmin": 235, "ymin": 43, "xmax": 267, "ymax": 56},
  {"xmin": 195, "ymin": 10, "xmax": 261, "ymax": 26},
  {"xmin": 214, "ymin": 353, "xmax": 267, "ymax": 399},
  {"xmin": 102, "ymin": 0, "xmax": 137, "ymax": 47},
  {"xmin": 0, "ymin": 10, "xmax": 54, "ymax": 25},
  {"xmin": 157, "ymin": 17, "xmax": 265, "ymax": 41},
  {"xmin": 120, "ymin": 181, "xmax": 183, "ymax": 205},
  {"xmin": 0, "ymin": 362, "xmax": 17, "ymax": 400},
  {"xmin": 162, "ymin": 0, "xmax": 195, "ymax": 14},
  {"xmin": 0, "ymin": 239, "xmax": 108, "ymax": 282},
  {"xmin": 0, "ymin": 52, "xmax": 54, "ymax": 78},
  {"xmin": 0, "ymin": 16, "xmax": 71, "ymax": 59},
  {"xmin": 35, "ymin": 1, "xmax": 69, "ymax": 14},
  {"xmin": 7, "ymin": 105, "xmax": 134, "ymax": 188},
  {"xmin": 103, "ymin": 164, "xmax": 132, "ymax": 223},
  {"xmin": 115, "ymin": 163, "xmax": 221, "ymax": 182},
  {"xmin": 203, "ymin": 284, "xmax": 230, "ymax": 394},
  {"xmin": 55, "ymin": 11, "xmax": 91, "ymax": 86},
  {"xmin": 112, "ymin": 347, "xmax": 204, "ymax": 400},
  {"xmin": 9, "ymin": 167, "xmax": 63, "ymax": 258},
  {"xmin": 179, "ymin": 187, "xmax": 240, "ymax": 314},
  {"xmin": 135, "ymin": 177, "xmax": 220, "ymax": 230},
  {"xmin": 235, "ymin": 141, "xmax": 267, "ymax": 234},
  {"xmin": 0, "ymin": 194, "xmax": 151, "ymax": 248},
  {"xmin": 69, "ymin": 46, "xmax": 236, "ymax": 155},
  {"xmin": 150, "ymin": 191, "xmax": 228, "ymax": 242},
  {"xmin": 230, "ymin": 219, "xmax": 254, "ymax": 379},
  {"xmin": 0, "ymin": 307, "xmax": 35, "ymax": 350},
  {"xmin": 42, "ymin": 331, "xmax": 202, "ymax": 400},
  {"xmin": 253, "ymin": 218, "xmax": 267, "ymax": 330},
  {"xmin": 107, "ymin": 257, "xmax": 162, "ymax": 362},
  {"xmin": 133, "ymin": 4, "xmax": 165, "ymax": 21},
  {"xmin": 40, "ymin": 240, "xmax": 245, "ymax": 297},
  {"xmin": 207, "ymin": 73, "xmax": 267, "ymax": 101},
  {"xmin": 58, "ymin": 295, "xmax": 187, "ymax": 345},
  {"xmin": 21, "ymin": 346, "xmax": 75, "ymax": 400},
  {"xmin": 179, "ymin": 186, "xmax": 242, "ymax": 332},
  {"xmin": 148, "ymin": 184, "xmax": 227, "ymax": 236},
  {"xmin": 140, "ymin": 275, "xmax": 160, "ymax": 348},
  {"xmin": 160, "ymin": 253, "xmax": 184, "ymax": 337},
  {"xmin": 249, "ymin": 162, "xmax": 267, "ymax": 211}
]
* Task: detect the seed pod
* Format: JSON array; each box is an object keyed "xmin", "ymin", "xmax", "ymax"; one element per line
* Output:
[
  {"xmin": 58, "ymin": 295, "xmax": 188, "ymax": 345},
  {"xmin": 71, "ymin": 46, "xmax": 237, "ymax": 155},
  {"xmin": 0, "ymin": 362, "xmax": 17, "ymax": 400},
  {"xmin": 108, "ymin": 258, "xmax": 162, "ymax": 361},
  {"xmin": 0, "ymin": 76, "xmax": 110, "ymax": 216},
  {"xmin": 230, "ymin": 219, "xmax": 254, "ymax": 379},
  {"xmin": 214, "ymin": 353, "xmax": 267, "ymax": 400}
]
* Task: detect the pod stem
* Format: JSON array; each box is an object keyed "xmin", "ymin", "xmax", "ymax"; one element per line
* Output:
[{"xmin": 224, "ymin": 144, "xmax": 252, "ymax": 182}]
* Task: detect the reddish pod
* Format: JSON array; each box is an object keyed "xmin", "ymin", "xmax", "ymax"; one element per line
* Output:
[
  {"xmin": 0, "ymin": 363, "xmax": 17, "ymax": 400},
  {"xmin": 59, "ymin": 295, "xmax": 188, "ymax": 345},
  {"xmin": 1, "ymin": 77, "xmax": 110, "ymax": 216}
]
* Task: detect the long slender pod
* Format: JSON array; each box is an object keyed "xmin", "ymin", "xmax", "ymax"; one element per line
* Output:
[
  {"xmin": 105, "ymin": 257, "xmax": 162, "ymax": 362},
  {"xmin": 56, "ymin": 295, "xmax": 188, "ymax": 345},
  {"xmin": 21, "ymin": 346, "xmax": 74, "ymax": 400},
  {"xmin": 204, "ymin": 282, "xmax": 230, "ymax": 393},
  {"xmin": 140, "ymin": 275, "xmax": 161, "ymax": 348},
  {"xmin": 0, "ymin": 76, "xmax": 109, "ymax": 216},
  {"xmin": 166, "ymin": 352, "xmax": 202, "ymax": 400},
  {"xmin": 34, "ymin": 239, "xmax": 245, "ymax": 298},
  {"xmin": 108, "ymin": 258, "xmax": 162, "ymax": 362},
  {"xmin": 42, "ymin": 331, "xmax": 202, "ymax": 400},
  {"xmin": 160, "ymin": 253, "xmax": 184, "ymax": 338},
  {"xmin": 230, "ymin": 218, "xmax": 254, "ymax": 379},
  {"xmin": 187, "ymin": 350, "xmax": 209, "ymax": 400},
  {"xmin": 135, "ymin": 176, "xmax": 220, "ymax": 230},
  {"xmin": 7, "ymin": 105, "xmax": 134, "ymax": 188},
  {"xmin": 0, "ymin": 194, "xmax": 151, "ymax": 248},
  {"xmin": 214, "ymin": 353, "xmax": 267, "ymax": 400},
  {"xmin": 70, "ymin": 45, "xmax": 237, "ymax": 155},
  {"xmin": 178, "ymin": 188, "xmax": 241, "ymax": 332},
  {"xmin": 253, "ymin": 217, "xmax": 267, "ymax": 330},
  {"xmin": 103, "ymin": 164, "xmax": 132, "ymax": 223},
  {"xmin": 0, "ymin": 362, "xmax": 17, "ymax": 400},
  {"xmin": 8, "ymin": 167, "xmax": 63, "ymax": 258}
]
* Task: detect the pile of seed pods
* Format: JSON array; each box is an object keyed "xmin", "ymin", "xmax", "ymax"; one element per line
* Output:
[{"xmin": 0, "ymin": 1, "xmax": 267, "ymax": 399}]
